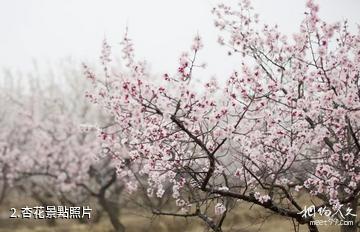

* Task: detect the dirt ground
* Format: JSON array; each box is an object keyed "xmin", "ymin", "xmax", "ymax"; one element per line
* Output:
[{"xmin": 0, "ymin": 200, "xmax": 344, "ymax": 232}]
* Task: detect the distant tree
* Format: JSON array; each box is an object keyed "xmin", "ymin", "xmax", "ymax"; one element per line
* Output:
[{"xmin": 0, "ymin": 69, "xmax": 130, "ymax": 232}]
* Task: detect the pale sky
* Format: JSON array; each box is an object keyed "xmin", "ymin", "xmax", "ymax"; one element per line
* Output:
[{"xmin": 0, "ymin": 0, "xmax": 360, "ymax": 78}]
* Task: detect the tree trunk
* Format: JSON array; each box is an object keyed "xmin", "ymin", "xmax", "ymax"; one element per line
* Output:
[
  {"xmin": 32, "ymin": 194, "xmax": 57, "ymax": 227},
  {"xmin": 306, "ymin": 222, "xmax": 319, "ymax": 232},
  {"xmin": 98, "ymin": 195, "xmax": 125, "ymax": 232},
  {"xmin": 340, "ymin": 199, "xmax": 358, "ymax": 232}
]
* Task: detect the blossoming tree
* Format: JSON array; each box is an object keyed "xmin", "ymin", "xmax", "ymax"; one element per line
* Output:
[
  {"xmin": 0, "ymin": 73, "xmax": 131, "ymax": 231},
  {"xmin": 84, "ymin": 1, "xmax": 360, "ymax": 231}
]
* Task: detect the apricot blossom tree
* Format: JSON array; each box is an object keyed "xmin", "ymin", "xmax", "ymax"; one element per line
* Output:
[
  {"xmin": 84, "ymin": 1, "xmax": 360, "ymax": 231},
  {"xmin": 0, "ymin": 75, "xmax": 131, "ymax": 231}
]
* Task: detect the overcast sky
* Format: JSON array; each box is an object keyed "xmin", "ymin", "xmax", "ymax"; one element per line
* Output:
[{"xmin": 1, "ymin": 0, "xmax": 360, "ymax": 78}]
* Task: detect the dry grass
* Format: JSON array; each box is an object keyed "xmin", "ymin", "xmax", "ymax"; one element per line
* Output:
[
  {"xmin": 0, "ymin": 199, "xmax": 345, "ymax": 232},
  {"xmin": 0, "ymin": 191, "xmax": 356, "ymax": 232}
]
